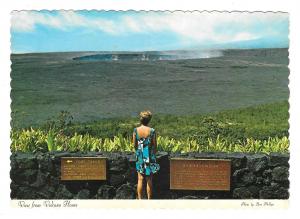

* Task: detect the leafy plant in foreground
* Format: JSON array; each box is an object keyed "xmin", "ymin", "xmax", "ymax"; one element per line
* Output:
[{"xmin": 10, "ymin": 128, "xmax": 289, "ymax": 153}]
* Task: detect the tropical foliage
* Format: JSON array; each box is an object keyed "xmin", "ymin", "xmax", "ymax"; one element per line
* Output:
[{"xmin": 11, "ymin": 128, "xmax": 288, "ymax": 153}]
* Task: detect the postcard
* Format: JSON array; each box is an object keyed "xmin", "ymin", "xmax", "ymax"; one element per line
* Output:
[{"xmin": 8, "ymin": 10, "xmax": 290, "ymax": 209}]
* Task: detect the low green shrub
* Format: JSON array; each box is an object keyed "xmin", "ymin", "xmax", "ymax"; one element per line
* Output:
[{"xmin": 11, "ymin": 128, "xmax": 289, "ymax": 153}]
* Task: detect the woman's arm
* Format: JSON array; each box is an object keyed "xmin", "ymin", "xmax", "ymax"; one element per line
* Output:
[
  {"xmin": 151, "ymin": 130, "xmax": 157, "ymax": 154},
  {"xmin": 133, "ymin": 130, "xmax": 138, "ymax": 150}
]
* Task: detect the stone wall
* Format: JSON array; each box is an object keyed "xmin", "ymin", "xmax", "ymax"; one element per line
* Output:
[{"xmin": 10, "ymin": 151, "xmax": 289, "ymax": 199}]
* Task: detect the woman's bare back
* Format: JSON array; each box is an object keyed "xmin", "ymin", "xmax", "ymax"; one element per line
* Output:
[{"xmin": 136, "ymin": 126, "xmax": 151, "ymax": 138}]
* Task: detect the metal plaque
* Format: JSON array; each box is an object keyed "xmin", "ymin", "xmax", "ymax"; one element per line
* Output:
[
  {"xmin": 61, "ymin": 157, "xmax": 107, "ymax": 180},
  {"xmin": 170, "ymin": 158, "xmax": 231, "ymax": 190}
]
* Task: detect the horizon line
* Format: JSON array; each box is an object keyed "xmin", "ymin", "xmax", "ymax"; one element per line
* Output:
[{"xmin": 11, "ymin": 47, "xmax": 289, "ymax": 55}]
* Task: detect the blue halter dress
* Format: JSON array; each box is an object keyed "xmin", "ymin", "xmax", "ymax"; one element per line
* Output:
[{"xmin": 134, "ymin": 128, "xmax": 160, "ymax": 175}]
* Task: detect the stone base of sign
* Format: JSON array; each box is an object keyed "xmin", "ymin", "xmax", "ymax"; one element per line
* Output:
[{"xmin": 10, "ymin": 151, "xmax": 289, "ymax": 199}]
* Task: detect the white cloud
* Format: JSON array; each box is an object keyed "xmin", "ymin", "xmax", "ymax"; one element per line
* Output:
[
  {"xmin": 11, "ymin": 11, "xmax": 75, "ymax": 32},
  {"xmin": 11, "ymin": 11, "xmax": 119, "ymax": 34},
  {"xmin": 121, "ymin": 12, "xmax": 287, "ymax": 43},
  {"xmin": 231, "ymin": 32, "xmax": 258, "ymax": 42},
  {"xmin": 11, "ymin": 11, "xmax": 288, "ymax": 44},
  {"xmin": 11, "ymin": 11, "xmax": 42, "ymax": 32}
]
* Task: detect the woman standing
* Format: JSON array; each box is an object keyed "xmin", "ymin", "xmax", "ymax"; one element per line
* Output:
[{"xmin": 133, "ymin": 110, "xmax": 160, "ymax": 199}]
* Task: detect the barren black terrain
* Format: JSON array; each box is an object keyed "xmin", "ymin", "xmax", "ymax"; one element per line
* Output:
[{"xmin": 11, "ymin": 48, "xmax": 289, "ymax": 128}]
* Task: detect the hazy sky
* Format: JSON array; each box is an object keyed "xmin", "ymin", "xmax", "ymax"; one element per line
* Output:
[{"xmin": 11, "ymin": 11, "xmax": 289, "ymax": 53}]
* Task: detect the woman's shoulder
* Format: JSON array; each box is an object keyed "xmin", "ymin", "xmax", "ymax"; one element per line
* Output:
[
  {"xmin": 150, "ymin": 127, "xmax": 156, "ymax": 135},
  {"xmin": 145, "ymin": 126, "xmax": 155, "ymax": 132}
]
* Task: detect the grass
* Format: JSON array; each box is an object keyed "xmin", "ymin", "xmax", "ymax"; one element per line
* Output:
[
  {"xmin": 11, "ymin": 101, "xmax": 289, "ymax": 153},
  {"xmin": 63, "ymin": 101, "xmax": 289, "ymax": 141}
]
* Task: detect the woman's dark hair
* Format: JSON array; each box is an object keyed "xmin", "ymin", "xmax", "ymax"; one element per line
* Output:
[{"xmin": 139, "ymin": 110, "xmax": 152, "ymax": 125}]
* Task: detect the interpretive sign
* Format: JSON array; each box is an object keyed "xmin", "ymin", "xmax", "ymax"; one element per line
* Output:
[
  {"xmin": 170, "ymin": 158, "xmax": 231, "ymax": 190},
  {"xmin": 61, "ymin": 157, "xmax": 107, "ymax": 180}
]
